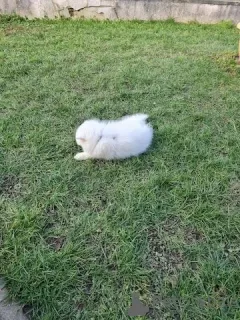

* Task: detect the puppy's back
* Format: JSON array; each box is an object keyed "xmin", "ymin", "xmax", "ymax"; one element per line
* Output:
[{"xmin": 120, "ymin": 113, "xmax": 149, "ymax": 124}]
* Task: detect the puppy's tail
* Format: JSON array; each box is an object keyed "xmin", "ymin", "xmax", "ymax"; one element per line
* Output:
[{"xmin": 122, "ymin": 113, "xmax": 149, "ymax": 123}]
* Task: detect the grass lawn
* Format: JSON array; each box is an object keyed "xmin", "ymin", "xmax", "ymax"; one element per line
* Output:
[{"xmin": 0, "ymin": 15, "xmax": 240, "ymax": 320}]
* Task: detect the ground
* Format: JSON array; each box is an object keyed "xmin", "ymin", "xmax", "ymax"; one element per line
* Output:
[{"xmin": 0, "ymin": 16, "xmax": 240, "ymax": 320}]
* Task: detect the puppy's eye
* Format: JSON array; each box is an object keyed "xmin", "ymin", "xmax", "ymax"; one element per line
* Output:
[{"xmin": 78, "ymin": 138, "xmax": 86, "ymax": 143}]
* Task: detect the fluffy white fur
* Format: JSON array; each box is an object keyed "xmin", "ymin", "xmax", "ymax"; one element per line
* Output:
[{"xmin": 74, "ymin": 114, "xmax": 153, "ymax": 160}]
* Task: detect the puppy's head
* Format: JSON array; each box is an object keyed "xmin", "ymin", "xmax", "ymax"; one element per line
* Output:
[{"xmin": 75, "ymin": 120, "xmax": 102, "ymax": 153}]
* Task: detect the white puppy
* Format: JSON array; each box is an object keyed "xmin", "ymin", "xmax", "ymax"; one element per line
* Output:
[{"xmin": 74, "ymin": 114, "xmax": 153, "ymax": 160}]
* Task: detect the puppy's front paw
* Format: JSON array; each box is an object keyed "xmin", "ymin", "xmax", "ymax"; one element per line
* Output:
[{"xmin": 74, "ymin": 152, "xmax": 91, "ymax": 160}]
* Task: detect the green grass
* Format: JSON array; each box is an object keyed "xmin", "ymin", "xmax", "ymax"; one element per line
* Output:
[{"xmin": 0, "ymin": 16, "xmax": 240, "ymax": 319}]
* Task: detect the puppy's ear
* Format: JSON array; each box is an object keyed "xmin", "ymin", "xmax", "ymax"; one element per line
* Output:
[{"xmin": 77, "ymin": 137, "xmax": 86, "ymax": 143}]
